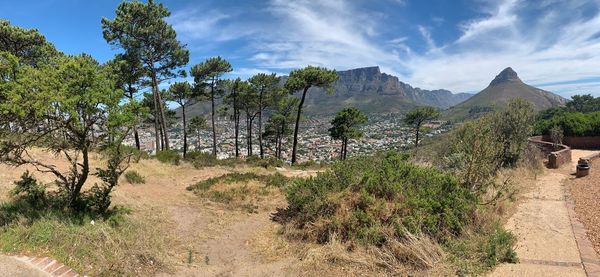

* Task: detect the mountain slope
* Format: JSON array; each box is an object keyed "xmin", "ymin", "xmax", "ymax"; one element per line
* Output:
[
  {"xmin": 445, "ymin": 67, "xmax": 567, "ymax": 121},
  {"xmin": 299, "ymin": 66, "xmax": 472, "ymax": 115},
  {"xmin": 179, "ymin": 66, "xmax": 472, "ymax": 118}
]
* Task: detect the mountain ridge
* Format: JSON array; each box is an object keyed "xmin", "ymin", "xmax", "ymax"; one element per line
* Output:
[
  {"xmin": 180, "ymin": 66, "xmax": 473, "ymax": 118},
  {"xmin": 444, "ymin": 67, "xmax": 567, "ymax": 121}
]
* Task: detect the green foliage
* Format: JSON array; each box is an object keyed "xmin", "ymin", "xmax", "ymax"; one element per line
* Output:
[
  {"xmin": 535, "ymin": 111, "xmax": 600, "ymax": 136},
  {"xmin": 284, "ymin": 66, "xmax": 339, "ymax": 94},
  {"xmin": 155, "ymin": 150, "xmax": 181, "ymax": 165},
  {"xmin": 285, "ymin": 66, "xmax": 339, "ymax": 164},
  {"xmin": 0, "ymin": 20, "xmax": 58, "ymax": 66},
  {"xmin": 403, "ymin": 106, "xmax": 440, "ymax": 148},
  {"xmin": 444, "ymin": 99, "xmax": 535, "ymax": 193},
  {"xmin": 120, "ymin": 145, "xmax": 150, "ymax": 162},
  {"xmin": 566, "ymin": 94, "xmax": 600, "ymax": 113},
  {"xmin": 245, "ymin": 155, "xmax": 284, "ymax": 168},
  {"xmin": 187, "ymin": 172, "xmax": 292, "ymax": 192},
  {"xmin": 102, "ymin": 0, "xmax": 189, "ymax": 81},
  {"xmin": 284, "ymin": 152, "xmax": 476, "ymax": 244},
  {"xmin": 124, "ymin": 170, "xmax": 145, "ymax": 184},
  {"xmin": 10, "ymin": 171, "xmax": 46, "ymax": 207},
  {"xmin": 0, "ymin": 53, "xmax": 134, "ymax": 212},
  {"xmin": 329, "ymin": 107, "xmax": 368, "ymax": 159},
  {"xmin": 535, "ymin": 94, "xmax": 600, "ymax": 137}
]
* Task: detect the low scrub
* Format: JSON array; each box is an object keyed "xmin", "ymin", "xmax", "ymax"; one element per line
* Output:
[
  {"xmin": 187, "ymin": 172, "xmax": 292, "ymax": 192},
  {"xmin": 246, "ymin": 155, "xmax": 284, "ymax": 168},
  {"xmin": 278, "ymin": 152, "xmax": 517, "ymax": 274},
  {"xmin": 187, "ymin": 172, "xmax": 293, "ymax": 212},
  {"xmin": 155, "ymin": 150, "xmax": 180, "ymax": 165},
  {"xmin": 124, "ymin": 170, "xmax": 145, "ymax": 184},
  {"xmin": 283, "ymin": 152, "xmax": 475, "ymax": 244}
]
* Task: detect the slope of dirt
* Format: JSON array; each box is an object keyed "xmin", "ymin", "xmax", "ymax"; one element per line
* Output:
[{"xmin": 0, "ymin": 150, "xmax": 314, "ymax": 276}]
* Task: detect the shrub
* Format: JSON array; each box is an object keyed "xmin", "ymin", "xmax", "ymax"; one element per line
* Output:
[
  {"xmin": 283, "ymin": 152, "xmax": 476, "ymax": 244},
  {"xmin": 124, "ymin": 170, "xmax": 145, "ymax": 184},
  {"xmin": 535, "ymin": 111, "xmax": 600, "ymax": 137},
  {"xmin": 121, "ymin": 145, "xmax": 150, "ymax": 162},
  {"xmin": 187, "ymin": 172, "xmax": 292, "ymax": 192},
  {"xmin": 10, "ymin": 171, "xmax": 46, "ymax": 207},
  {"xmin": 186, "ymin": 151, "xmax": 219, "ymax": 168},
  {"xmin": 155, "ymin": 150, "xmax": 180, "ymax": 165},
  {"xmin": 246, "ymin": 156, "xmax": 284, "ymax": 168}
]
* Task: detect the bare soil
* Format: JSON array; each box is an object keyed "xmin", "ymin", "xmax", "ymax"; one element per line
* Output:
[{"xmin": 567, "ymin": 150, "xmax": 600, "ymax": 258}]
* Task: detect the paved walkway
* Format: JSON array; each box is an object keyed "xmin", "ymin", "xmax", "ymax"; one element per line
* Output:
[
  {"xmin": 0, "ymin": 255, "xmax": 79, "ymax": 277},
  {"xmin": 490, "ymin": 150, "xmax": 600, "ymax": 277}
]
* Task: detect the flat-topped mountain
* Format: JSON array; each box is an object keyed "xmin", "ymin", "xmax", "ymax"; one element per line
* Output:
[
  {"xmin": 299, "ymin": 66, "xmax": 472, "ymax": 115},
  {"xmin": 445, "ymin": 67, "xmax": 567, "ymax": 121},
  {"xmin": 283, "ymin": 66, "xmax": 472, "ymax": 115},
  {"xmin": 180, "ymin": 66, "xmax": 472, "ymax": 118}
]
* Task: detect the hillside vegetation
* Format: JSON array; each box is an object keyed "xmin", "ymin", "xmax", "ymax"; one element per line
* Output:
[{"xmin": 535, "ymin": 94, "xmax": 600, "ymax": 136}]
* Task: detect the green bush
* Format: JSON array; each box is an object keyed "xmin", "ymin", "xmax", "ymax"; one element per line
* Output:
[
  {"xmin": 155, "ymin": 150, "xmax": 180, "ymax": 165},
  {"xmin": 186, "ymin": 151, "xmax": 220, "ymax": 168},
  {"xmin": 10, "ymin": 171, "xmax": 46, "ymax": 207},
  {"xmin": 284, "ymin": 152, "xmax": 476, "ymax": 244},
  {"xmin": 124, "ymin": 170, "xmax": 145, "ymax": 184},
  {"xmin": 187, "ymin": 172, "xmax": 292, "ymax": 192},
  {"xmin": 535, "ymin": 111, "xmax": 600, "ymax": 137},
  {"xmin": 246, "ymin": 156, "xmax": 284, "ymax": 168}
]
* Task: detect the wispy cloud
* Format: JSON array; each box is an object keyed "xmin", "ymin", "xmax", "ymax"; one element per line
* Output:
[{"xmin": 168, "ymin": 0, "xmax": 600, "ymax": 97}]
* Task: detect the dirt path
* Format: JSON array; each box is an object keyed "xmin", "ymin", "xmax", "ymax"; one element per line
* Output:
[{"xmin": 490, "ymin": 150, "xmax": 600, "ymax": 277}]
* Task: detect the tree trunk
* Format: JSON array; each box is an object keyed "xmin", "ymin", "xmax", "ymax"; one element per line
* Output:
[
  {"xmin": 152, "ymin": 89, "xmax": 161, "ymax": 152},
  {"xmin": 258, "ymin": 88, "xmax": 264, "ymax": 158},
  {"xmin": 197, "ymin": 130, "xmax": 201, "ymax": 149},
  {"xmin": 415, "ymin": 125, "xmax": 420, "ymax": 149},
  {"xmin": 152, "ymin": 72, "xmax": 170, "ymax": 150},
  {"xmin": 133, "ymin": 126, "xmax": 141, "ymax": 150},
  {"xmin": 160, "ymin": 126, "xmax": 165, "ymax": 151},
  {"xmin": 69, "ymin": 146, "xmax": 89, "ymax": 210},
  {"xmin": 210, "ymin": 78, "xmax": 217, "ymax": 156},
  {"xmin": 278, "ymin": 120, "xmax": 285, "ymax": 159},
  {"xmin": 291, "ymin": 86, "xmax": 309, "ymax": 164},
  {"xmin": 182, "ymin": 104, "xmax": 188, "ymax": 158},
  {"xmin": 343, "ymin": 138, "xmax": 348, "ymax": 160},
  {"xmin": 234, "ymin": 97, "xmax": 239, "ymax": 158}
]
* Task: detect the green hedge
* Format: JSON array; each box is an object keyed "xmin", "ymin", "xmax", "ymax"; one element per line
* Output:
[{"xmin": 535, "ymin": 111, "xmax": 600, "ymax": 137}]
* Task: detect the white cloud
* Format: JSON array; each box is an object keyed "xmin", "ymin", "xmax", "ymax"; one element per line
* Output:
[
  {"xmin": 405, "ymin": 0, "xmax": 600, "ymax": 96},
  {"xmin": 169, "ymin": 0, "xmax": 600, "ymax": 97}
]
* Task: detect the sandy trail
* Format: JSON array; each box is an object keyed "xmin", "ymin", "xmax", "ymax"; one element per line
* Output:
[{"xmin": 490, "ymin": 150, "xmax": 599, "ymax": 277}]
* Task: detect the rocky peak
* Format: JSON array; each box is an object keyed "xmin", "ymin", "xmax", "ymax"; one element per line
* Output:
[{"xmin": 489, "ymin": 67, "xmax": 522, "ymax": 86}]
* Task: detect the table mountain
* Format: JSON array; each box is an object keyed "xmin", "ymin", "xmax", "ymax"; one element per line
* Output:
[
  {"xmin": 289, "ymin": 66, "xmax": 472, "ymax": 115},
  {"xmin": 179, "ymin": 66, "xmax": 472, "ymax": 118}
]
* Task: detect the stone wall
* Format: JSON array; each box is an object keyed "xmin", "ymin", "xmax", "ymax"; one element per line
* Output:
[
  {"xmin": 528, "ymin": 136, "xmax": 572, "ymax": 169},
  {"xmin": 541, "ymin": 135, "xmax": 600, "ymax": 149}
]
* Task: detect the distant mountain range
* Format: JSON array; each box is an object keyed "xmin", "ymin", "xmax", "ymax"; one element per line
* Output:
[
  {"xmin": 179, "ymin": 66, "xmax": 472, "ymax": 118},
  {"xmin": 292, "ymin": 66, "xmax": 472, "ymax": 115},
  {"xmin": 444, "ymin": 67, "xmax": 567, "ymax": 121}
]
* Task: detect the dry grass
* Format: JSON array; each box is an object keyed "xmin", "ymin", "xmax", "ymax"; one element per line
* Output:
[{"xmin": 568, "ymin": 156, "xmax": 600, "ymax": 256}]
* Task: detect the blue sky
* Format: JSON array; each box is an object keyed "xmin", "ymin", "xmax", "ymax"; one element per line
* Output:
[{"xmin": 2, "ymin": 0, "xmax": 600, "ymax": 98}]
